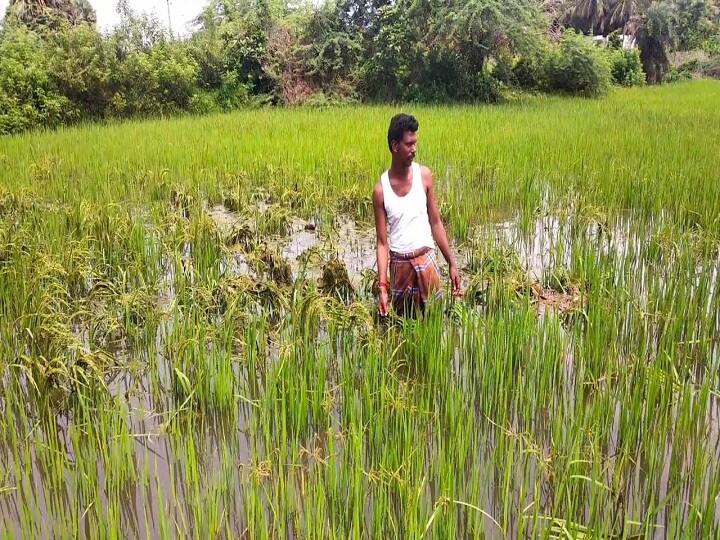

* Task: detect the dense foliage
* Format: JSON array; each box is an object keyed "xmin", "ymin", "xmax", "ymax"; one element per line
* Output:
[{"xmin": 0, "ymin": 0, "xmax": 718, "ymax": 133}]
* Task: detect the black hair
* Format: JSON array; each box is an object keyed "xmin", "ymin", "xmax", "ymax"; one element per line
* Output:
[{"xmin": 387, "ymin": 113, "xmax": 419, "ymax": 151}]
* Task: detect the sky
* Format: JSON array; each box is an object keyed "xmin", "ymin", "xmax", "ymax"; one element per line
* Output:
[{"xmin": 0, "ymin": 0, "xmax": 209, "ymax": 35}]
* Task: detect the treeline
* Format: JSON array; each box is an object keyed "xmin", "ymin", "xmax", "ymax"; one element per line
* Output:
[{"xmin": 1, "ymin": 0, "xmax": 719, "ymax": 134}]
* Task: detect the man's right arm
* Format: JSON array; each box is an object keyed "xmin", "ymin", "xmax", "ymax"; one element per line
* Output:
[{"xmin": 372, "ymin": 183, "xmax": 389, "ymax": 316}]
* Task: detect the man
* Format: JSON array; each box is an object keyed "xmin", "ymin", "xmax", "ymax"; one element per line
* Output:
[{"xmin": 372, "ymin": 113, "xmax": 461, "ymax": 317}]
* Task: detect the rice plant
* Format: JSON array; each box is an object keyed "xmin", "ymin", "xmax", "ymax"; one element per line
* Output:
[{"xmin": 1, "ymin": 81, "xmax": 719, "ymax": 538}]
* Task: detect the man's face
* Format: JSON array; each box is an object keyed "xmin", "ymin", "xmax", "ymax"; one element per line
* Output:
[{"xmin": 392, "ymin": 131, "xmax": 417, "ymax": 165}]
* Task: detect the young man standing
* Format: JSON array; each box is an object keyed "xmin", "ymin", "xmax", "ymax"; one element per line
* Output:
[{"xmin": 372, "ymin": 113, "xmax": 461, "ymax": 317}]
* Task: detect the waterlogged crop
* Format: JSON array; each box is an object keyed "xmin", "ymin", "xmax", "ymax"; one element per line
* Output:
[{"xmin": 1, "ymin": 81, "xmax": 719, "ymax": 538}]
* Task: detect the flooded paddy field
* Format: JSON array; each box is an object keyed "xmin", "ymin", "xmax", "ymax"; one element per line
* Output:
[{"xmin": 1, "ymin": 82, "xmax": 720, "ymax": 538}]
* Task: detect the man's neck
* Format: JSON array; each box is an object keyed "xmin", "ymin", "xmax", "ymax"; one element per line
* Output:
[{"xmin": 389, "ymin": 159, "xmax": 412, "ymax": 180}]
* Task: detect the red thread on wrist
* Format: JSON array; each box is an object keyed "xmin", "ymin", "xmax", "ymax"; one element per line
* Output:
[{"xmin": 378, "ymin": 282, "xmax": 389, "ymax": 290}]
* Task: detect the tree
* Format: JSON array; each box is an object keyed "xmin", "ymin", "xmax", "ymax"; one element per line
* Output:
[
  {"xmin": 336, "ymin": 0, "xmax": 391, "ymax": 41},
  {"xmin": 111, "ymin": 0, "xmax": 167, "ymax": 57},
  {"xmin": 674, "ymin": 0, "xmax": 712, "ymax": 49},
  {"xmin": 429, "ymin": 0, "xmax": 547, "ymax": 73},
  {"xmin": 47, "ymin": 23, "xmax": 112, "ymax": 117},
  {"xmin": 191, "ymin": 0, "xmax": 278, "ymax": 97},
  {"xmin": 5, "ymin": 0, "xmax": 96, "ymax": 30},
  {"xmin": 0, "ymin": 25, "xmax": 76, "ymax": 133},
  {"xmin": 563, "ymin": 0, "xmax": 685, "ymax": 82},
  {"xmin": 357, "ymin": 0, "xmax": 421, "ymax": 101},
  {"xmin": 296, "ymin": 2, "xmax": 361, "ymax": 90},
  {"xmin": 356, "ymin": 0, "xmax": 546, "ymax": 101}
]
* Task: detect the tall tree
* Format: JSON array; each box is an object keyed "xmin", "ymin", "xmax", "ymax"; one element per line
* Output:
[
  {"xmin": 5, "ymin": 0, "xmax": 96, "ymax": 29},
  {"xmin": 336, "ymin": 0, "xmax": 391, "ymax": 33},
  {"xmin": 563, "ymin": 0, "xmax": 688, "ymax": 82},
  {"xmin": 191, "ymin": 0, "xmax": 280, "ymax": 97},
  {"xmin": 429, "ymin": 0, "xmax": 547, "ymax": 72}
]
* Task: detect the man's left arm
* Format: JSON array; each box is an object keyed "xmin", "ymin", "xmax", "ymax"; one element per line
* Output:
[{"xmin": 423, "ymin": 166, "xmax": 461, "ymax": 296}]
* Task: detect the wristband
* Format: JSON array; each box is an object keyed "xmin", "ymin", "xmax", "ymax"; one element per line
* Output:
[{"xmin": 378, "ymin": 282, "xmax": 389, "ymax": 290}]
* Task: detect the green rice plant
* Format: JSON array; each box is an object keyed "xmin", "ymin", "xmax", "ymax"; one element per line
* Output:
[{"xmin": 1, "ymin": 82, "xmax": 720, "ymax": 538}]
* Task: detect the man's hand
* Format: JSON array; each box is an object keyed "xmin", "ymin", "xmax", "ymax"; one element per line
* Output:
[
  {"xmin": 378, "ymin": 287, "xmax": 390, "ymax": 316},
  {"xmin": 449, "ymin": 264, "xmax": 462, "ymax": 297}
]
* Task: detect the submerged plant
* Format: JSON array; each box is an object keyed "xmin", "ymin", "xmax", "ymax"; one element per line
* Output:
[
  {"xmin": 249, "ymin": 246, "xmax": 293, "ymax": 286},
  {"xmin": 319, "ymin": 257, "xmax": 355, "ymax": 302}
]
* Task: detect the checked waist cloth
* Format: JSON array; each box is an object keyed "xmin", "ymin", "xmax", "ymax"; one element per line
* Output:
[{"xmin": 389, "ymin": 246, "xmax": 442, "ymax": 317}]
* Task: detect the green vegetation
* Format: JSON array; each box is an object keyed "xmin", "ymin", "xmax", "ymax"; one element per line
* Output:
[
  {"xmin": 1, "ymin": 81, "xmax": 719, "ymax": 537},
  {"xmin": 2, "ymin": 0, "xmax": 720, "ymax": 134}
]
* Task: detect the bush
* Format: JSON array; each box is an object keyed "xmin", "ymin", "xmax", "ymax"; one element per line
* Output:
[
  {"xmin": 491, "ymin": 49, "xmax": 514, "ymax": 85},
  {"xmin": 213, "ymin": 71, "xmax": 251, "ymax": 110},
  {"xmin": 665, "ymin": 63, "xmax": 695, "ymax": 82},
  {"xmin": 512, "ymin": 53, "xmax": 547, "ymax": 89},
  {"xmin": 466, "ymin": 70, "xmax": 503, "ymax": 103},
  {"xmin": 702, "ymin": 34, "xmax": 720, "ymax": 56},
  {"xmin": 609, "ymin": 48, "xmax": 645, "ymax": 86},
  {"xmin": 46, "ymin": 24, "xmax": 112, "ymax": 117},
  {"xmin": 301, "ymin": 91, "xmax": 357, "ymax": 107},
  {"xmin": 0, "ymin": 27, "xmax": 76, "ymax": 134},
  {"xmin": 408, "ymin": 49, "xmax": 463, "ymax": 102},
  {"xmin": 669, "ymin": 55, "xmax": 720, "ymax": 80},
  {"xmin": 697, "ymin": 55, "xmax": 720, "ymax": 78},
  {"xmin": 109, "ymin": 42, "xmax": 199, "ymax": 116},
  {"xmin": 545, "ymin": 31, "xmax": 612, "ymax": 97},
  {"xmin": 403, "ymin": 81, "xmax": 452, "ymax": 103},
  {"xmin": 188, "ymin": 91, "xmax": 220, "ymax": 115}
]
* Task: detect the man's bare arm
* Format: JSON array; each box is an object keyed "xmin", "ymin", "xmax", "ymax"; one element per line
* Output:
[
  {"xmin": 372, "ymin": 183, "xmax": 390, "ymax": 314},
  {"xmin": 423, "ymin": 166, "xmax": 461, "ymax": 295}
]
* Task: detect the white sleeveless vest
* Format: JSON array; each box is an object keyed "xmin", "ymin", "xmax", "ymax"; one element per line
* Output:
[{"xmin": 381, "ymin": 162, "xmax": 435, "ymax": 253}]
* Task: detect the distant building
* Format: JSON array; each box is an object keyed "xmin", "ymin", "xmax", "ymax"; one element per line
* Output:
[
  {"xmin": 587, "ymin": 34, "xmax": 637, "ymax": 49},
  {"xmin": 621, "ymin": 34, "xmax": 637, "ymax": 49}
]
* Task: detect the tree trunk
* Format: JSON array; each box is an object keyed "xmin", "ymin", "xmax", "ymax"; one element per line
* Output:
[{"xmin": 637, "ymin": 30, "xmax": 669, "ymax": 84}]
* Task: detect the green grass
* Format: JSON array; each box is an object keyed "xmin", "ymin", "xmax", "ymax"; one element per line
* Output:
[{"xmin": 1, "ymin": 80, "xmax": 719, "ymax": 538}]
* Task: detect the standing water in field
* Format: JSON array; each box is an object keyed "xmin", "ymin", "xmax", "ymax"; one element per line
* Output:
[{"xmin": 2, "ymin": 86, "xmax": 720, "ymax": 538}]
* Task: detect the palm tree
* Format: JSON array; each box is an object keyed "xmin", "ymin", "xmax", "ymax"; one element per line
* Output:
[
  {"xmin": 567, "ymin": 0, "xmax": 637, "ymax": 33},
  {"xmin": 574, "ymin": 0, "xmax": 610, "ymax": 33},
  {"xmin": 563, "ymin": 0, "xmax": 671, "ymax": 83}
]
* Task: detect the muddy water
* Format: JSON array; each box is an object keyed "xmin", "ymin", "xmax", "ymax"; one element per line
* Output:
[
  {"xmin": 281, "ymin": 215, "xmax": 377, "ymax": 287},
  {"xmin": 1, "ymin": 348, "xmax": 255, "ymax": 539},
  {"xmin": 210, "ymin": 203, "xmax": 720, "ymax": 327},
  {"xmin": 209, "ymin": 203, "xmax": 603, "ymax": 300},
  {"xmin": 3, "ymin": 206, "xmax": 719, "ymax": 538},
  {"xmin": 209, "ymin": 203, "xmax": 378, "ymax": 287}
]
